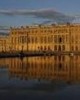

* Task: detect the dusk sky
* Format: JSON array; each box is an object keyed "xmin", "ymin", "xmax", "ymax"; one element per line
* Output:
[{"xmin": 0, "ymin": 0, "xmax": 80, "ymax": 27}]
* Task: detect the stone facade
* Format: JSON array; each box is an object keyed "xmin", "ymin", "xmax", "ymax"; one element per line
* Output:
[{"xmin": 0, "ymin": 23, "xmax": 80, "ymax": 53}]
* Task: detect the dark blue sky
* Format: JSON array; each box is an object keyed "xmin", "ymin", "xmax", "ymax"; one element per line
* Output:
[{"xmin": 0, "ymin": 0, "xmax": 80, "ymax": 27}]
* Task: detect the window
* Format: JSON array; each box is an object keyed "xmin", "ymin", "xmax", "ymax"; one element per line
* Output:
[
  {"xmin": 48, "ymin": 46, "xmax": 50, "ymax": 50},
  {"xmin": 49, "ymin": 36, "xmax": 53, "ymax": 42},
  {"xmin": 35, "ymin": 37, "xmax": 38, "ymax": 43},
  {"xmin": 62, "ymin": 35, "xmax": 64, "ymax": 43},
  {"xmin": 54, "ymin": 45, "xmax": 57, "ymax": 51},
  {"xmin": 76, "ymin": 46, "xmax": 78, "ymax": 51},
  {"xmin": 21, "ymin": 36, "xmax": 26, "ymax": 43},
  {"xmin": 58, "ymin": 63, "xmax": 63, "ymax": 71},
  {"xmin": 54, "ymin": 35, "xmax": 57, "ymax": 43},
  {"xmin": 28, "ymin": 37, "xmax": 30, "ymax": 43},
  {"xmin": 40, "ymin": 46, "xmax": 43, "ymax": 51},
  {"xmin": 35, "ymin": 30, "xmax": 38, "ymax": 33},
  {"xmin": 58, "ymin": 45, "xmax": 61, "ymax": 51},
  {"xmin": 62, "ymin": 45, "xmax": 65, "ymax": 51},
  {"xmin": 11, "ymin": 37, "xmax": 13, "ymax": 44},
  {"xmin": 40, "ymin": 37, "xmax": 43, "ymax": 43},
  {"xmin": 19, "ymin": 36, "xmax": 22, "ymax": 43},
  {"xmin": 71, "ymin": 36, "xmax": 74, "ymax": 43},
  {"xmin": 31, "ymin": 37, "xmax": 34, "ymax": 43},
  {"xmin": 44, "ymin": 36, "xmax": 46, "ymax": 43},
  {"xmin": 15, "ymin": 37, "xmax": 17, "ymax": 44},
  {"xmin": 24, "ymin": 36, "xmax": 27, "ymax": 43},
  {"xmin": 59, "ymin": 37, "xmax": 62, "ymax": 43},
  {"xmin": 48, "ymin": 37, "xmax": 50, "ymax": 43},
  {"xmin": 18, "ymin": 37, "xmax": 20, "ymax": 44},
  {"xmin": 66, "ymin": 35, "xmax": 68, "ymax": 42},
  {"xmin": 71, "ymin": 46, "xmax": 74, "ymax": 51},
  {"xmin": 44, "ymin": 46, "xmax": 46, "ymax": 50}
]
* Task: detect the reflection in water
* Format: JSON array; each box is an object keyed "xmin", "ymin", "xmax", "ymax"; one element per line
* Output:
[{"xmin": 0, "ymin": 56, "xmax": 80, "ymax": 83}]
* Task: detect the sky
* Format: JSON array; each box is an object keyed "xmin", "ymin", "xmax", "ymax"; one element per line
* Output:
[{"xmin": 0, "ymin": 0, "xmax": 80, "ymax": 27}]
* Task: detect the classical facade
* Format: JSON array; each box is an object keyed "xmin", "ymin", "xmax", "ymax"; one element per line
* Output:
[
  {"xmin": 0, "ymin": 23, "xmax": 80, "ymax": 53},
  {"xmin": 0, "ymin": 35, "xmax": 10, "ymax": 52}
]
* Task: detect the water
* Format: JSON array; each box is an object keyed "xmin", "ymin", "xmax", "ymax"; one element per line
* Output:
[{"xmin": 0, "ymin": 56, "xmax": 80, "ymax": 100}]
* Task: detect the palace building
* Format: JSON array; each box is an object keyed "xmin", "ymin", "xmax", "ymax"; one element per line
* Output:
[{"xmin": 0, "ymin": 23, "xmax": 80, "ymax": 53}]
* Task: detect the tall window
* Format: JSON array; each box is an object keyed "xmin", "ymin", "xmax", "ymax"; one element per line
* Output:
[
  {"xmin": 62, "ymin": 45, "xmax": 65, "ymax": 51},
  {"xmin": 44, "ymin": 36, "xmax": 46, "ymax": 43},
  {"xmin": 48, "ymin": 37, "xmax": 50, "ymax": 43},
  {"xmin": 58, "ymin": 37, "xmax": 62, "ymax": 43},
  {"xmin": 62, "ymin": 35, "xmax": 64, "ymax": 43},
  {"xmin": 15, "ymin": 37, "xmax": 16, "ymax": 44},
  {"xmin": 71, "ymin": 46, "xmax": 74, "ymax": 51},
  {"xmin": 54, "ymin": 35, "xmax": 57, "ymax": 43},
  {"xmin": 28, "ymin": 37, "xmax": 30, "ymax": 43},
  {"xmin": 22, "ymin": 36, "xmax": 25, "ymax": 43},
  {"xmin": 54, "ymin": 45, "xmax": 57, "ymax": 51},
  {"xmin": 66, "ymin": 35, "xmax": 68, "ymax": 43},
  {"xmin": 50, "ymin": 36, "xmax": 53, "ymax": 43},
  {"xmin": 58, "ymin": 45, "xmax": 61, "ymax": 51},
  {"xmin": 35, "ymin": 37, "xmax": 38, "ymax": 43},
  {"xmin": 20, "ymin": 36, "xmax": 22, "ymax": 43},
  {"xmin": 76, "ymin": 46, "xmax": 78, "ymax": 51},
  {"xmin": 18, "ymin": 37, "xmax": 20, "ymax": 44},
  {"xmin": 40, "ymin": 37, "xmax": 43, "ymax": 43},
  {"xmin": 31, "ymin": 37, "xmax": 34, "ymax": 43},
  {"xmin": 71, "ymin": 36, "xmax": 74, "ymax": 43},
  {"xmin": 11, "ymin": 37, "xmax": 13, "ymax": 44},
  {"xmin": 24, "ymin": 36, "xmax": 27, "ymax": 43}
]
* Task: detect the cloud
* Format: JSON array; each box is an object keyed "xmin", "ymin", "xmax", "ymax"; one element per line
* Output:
[
  {"xmin": 0, "ymin": 8, "xmax": 76, "ymax": 23},
  {"xmin": 0, "ymin": 25, "xmax": 9, "ymax": 33}
]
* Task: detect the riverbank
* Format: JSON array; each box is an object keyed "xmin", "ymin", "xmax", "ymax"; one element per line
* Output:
[{"xmin": 0, "ymin": 51, "xmax": 80, "ymax": 58}]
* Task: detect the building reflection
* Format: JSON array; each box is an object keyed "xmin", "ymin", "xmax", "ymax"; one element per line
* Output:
[
  {"xmin": 0, "ymin": 56, "xmax": 77, "ymax": 83},
  {"xmin": 0, "ymin": 58, "xmax": 9, "ymax": 68},
  {"xmin": 0, "ymin": 56, "xmax": 80, "ymax": 82}
]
